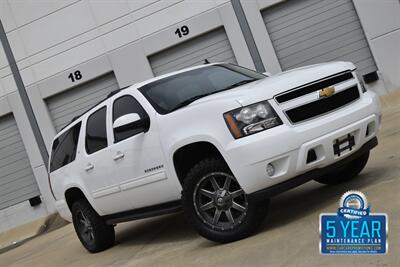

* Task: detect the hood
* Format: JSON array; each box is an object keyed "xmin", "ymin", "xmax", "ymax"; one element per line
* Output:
[{"xmin": 191, "ymin": 61, "xmax": 355, "ymax": 107}]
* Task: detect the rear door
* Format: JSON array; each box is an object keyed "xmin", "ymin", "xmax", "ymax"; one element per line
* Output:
[{"xmin": 79, "ymin": 105, "xmax": 120, "ymax": 214}]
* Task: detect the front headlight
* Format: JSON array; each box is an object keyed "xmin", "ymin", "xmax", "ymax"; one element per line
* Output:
[{"xmin": 223, "ymin": 100, "xmax": 282, "ymax": 139}]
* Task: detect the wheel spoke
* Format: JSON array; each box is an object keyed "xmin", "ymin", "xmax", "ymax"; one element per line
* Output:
[
  {"xmin": 200, "ymin": 189, "xmax": 215, "ymax": 199},
  {"xmin": 210, "ymin": 177, "xmax": 220, "ymax": 191},
  {"xmin": 200, "ymin": 201, "xmax": 214, "ymax": 211},
  {"xmin": 232, "ymin": 201, "xmax": 246, "ymax": 212},
  {"xmin": 213, "ymin": 209, "xmax": 222, "ymax": 224},
  {"xmin": 225, "ymin": 209, "xmax": 235, "ymax": 225},
  {"xmin": 223, "ymin": 177, "xmax": 231, "ymax": 190},
  {"xmin": 89, "ymin": 231, "xmax": 94, "ymax": 241},
  {"xmin": 231, "ymin": 189, "xmax": 244, "ymax": 199},
  {"xmin": 80, "ymin": 218, "xmax": 87, "ymax": 226}
]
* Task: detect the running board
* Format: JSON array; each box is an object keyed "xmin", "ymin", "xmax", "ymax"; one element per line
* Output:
[{"xmin": 103, "ymin": 200, "xmax": 181, "ymax": 225}]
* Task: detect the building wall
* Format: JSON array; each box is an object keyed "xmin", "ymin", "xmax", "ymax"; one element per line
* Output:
[
  {"xmin": 0, "ymin": 0, "xmax": 398, "ymax": 231},
  {"xmin": 353, "ymin": 0, "xmax": 400, "ymax": 92}
]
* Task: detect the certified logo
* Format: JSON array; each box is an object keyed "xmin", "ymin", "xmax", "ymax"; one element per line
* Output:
[{"xmin": 320, "ymin": 191, "xmax": 388, "ymax": 254}]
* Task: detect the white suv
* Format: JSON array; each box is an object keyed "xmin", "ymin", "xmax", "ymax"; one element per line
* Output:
[{"xmin": 49, "ymin": 62, "xmax": 381, "ymax": 252}]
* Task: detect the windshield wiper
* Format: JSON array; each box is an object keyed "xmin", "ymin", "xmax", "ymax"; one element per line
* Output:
[
  {"xmin": 222, "ymin": 79, "xmax": 257, "ymax": 90},
  {"xmin": 170, "ymin": 93, "xmax": 213, "ymax": 112}
]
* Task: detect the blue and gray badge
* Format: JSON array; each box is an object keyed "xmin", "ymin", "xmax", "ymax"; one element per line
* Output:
[{"xmin": 320, "ymin": 190, "xmax": 388, "ymax": 254}]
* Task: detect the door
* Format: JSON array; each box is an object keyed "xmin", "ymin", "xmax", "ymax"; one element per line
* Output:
[
  {"xmin": 149, "ymin": 27, "xmax": 237, "ymax": 76},
  {"xmin": 79, "ymin": 105, "xmax": 119, "ymax": 214},
  {"xmin": 262, "ymin": 0, "xmax": 377, "ymax": 75},
  {"xmin": 109, "ymin": 94, "xmax": 177, "ymax": 209},
  {"xmin": 0, "ymin": 114, "xmax": 40, "ymax": 210},
  {"xmin": 46, "ymin": 73, "xmax": 119, "ymax": 132}
]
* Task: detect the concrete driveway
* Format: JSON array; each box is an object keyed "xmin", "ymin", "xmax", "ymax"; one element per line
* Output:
[{"xmin": 1, "ymin": 102, "xmax": 399, "ymax": 267}]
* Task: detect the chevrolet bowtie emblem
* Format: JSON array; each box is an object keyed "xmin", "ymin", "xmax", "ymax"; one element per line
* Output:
[{"xmin": 319, "ymin": 87, "xmax": 335, "ymax": 98}]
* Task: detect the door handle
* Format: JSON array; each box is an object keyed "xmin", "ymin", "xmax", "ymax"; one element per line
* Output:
[
  {"xmin": 113, "ymin": 152, "xmax": 125, "ymax": 161},
  {"xmin": 85, "ymin": 163, "xmax": 94, "ymax": 172}
]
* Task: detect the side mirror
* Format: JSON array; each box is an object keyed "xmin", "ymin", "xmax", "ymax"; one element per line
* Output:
[
  {"xmin": 113, "ymin": 113, "xmax": 149, "ymax": 133},
  {"xmin": 263, "ymin": 71, "xmax": 272, "ymax": 77},
  {"xmin": 113, "ymin": 113, "xmax": 140, "ymax": 129}
]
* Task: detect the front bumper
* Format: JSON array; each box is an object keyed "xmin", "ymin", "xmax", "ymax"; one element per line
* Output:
[
  {"xmin": 248, "ymin": 137, "xmax": 377, "ymax": 201},
  {"xmin": 223, "ymin": 91, "xmax": 381, "ymax": 194}
]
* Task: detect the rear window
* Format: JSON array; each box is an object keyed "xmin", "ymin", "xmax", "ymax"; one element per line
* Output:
[{"xmin": 50, "ymin": 122, "xmax": 81, "ymax": 173}]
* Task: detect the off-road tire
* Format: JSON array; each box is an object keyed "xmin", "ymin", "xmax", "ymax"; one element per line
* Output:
[
  {"xmin": 71, "ymin": 199, "xmax": 115, "ymax": 253},
  {"xmin": 314, "ymin": 151, "xmax": 370, "ymax": 185},
  {"xmin": 182, "ymin": 158, "xmax": 269, "ymax": 243}
]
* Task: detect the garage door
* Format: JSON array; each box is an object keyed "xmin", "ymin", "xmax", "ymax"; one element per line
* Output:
[
  {"xmin": 262, "ymin": 0, "xmax": 377, "ymax": 75},
  {"xmin": 46, "ymin": 73, "xmax": 119, "ymax": 132},
  {"xmin": 0, "ymin": 114, "xmax": 40, "ymax": 210},
  {"xmin": 149, "ymin": 27, "xmax": 237, "ymax": 76}
]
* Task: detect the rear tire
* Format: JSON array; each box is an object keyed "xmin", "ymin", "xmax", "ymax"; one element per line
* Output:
[
  {"xmin": 71, "ymin": 199, "xmax": 115, "ymax": 253},
  {"xmin": 182, "ymin": 158, "xmax": 269, "ymax": 243},
  {"xmin": 314, "ymin": 151, "xmax": 370, "ymax": 185}
]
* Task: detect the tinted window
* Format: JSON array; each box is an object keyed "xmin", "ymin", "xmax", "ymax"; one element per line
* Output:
[
  {"xmin": 86, "ymin": 107, "xmax": 108, "ymax": 154},
  {"xmin": 139, "ymin": 64, "xmax": 265, "ymax": 114},
  {"xmin": 113, "ymin": 95, "xmax": 148, "ymax": 143},
  {"xmin": 50, "ymin": 122, "xmax": 81, "ymax": 172}
]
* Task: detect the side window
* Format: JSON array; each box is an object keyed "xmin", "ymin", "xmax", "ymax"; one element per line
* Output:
[
  {"xmin": 86, "ymin": 107, "xmax": 108, "ymax": 154},
  {"xmin": 50, "ymin": 122, "xmax": 81, "ymax": 172},
  {"xmin": 113, "ymin": 95, "xmax": 148, "ymax": 143}
]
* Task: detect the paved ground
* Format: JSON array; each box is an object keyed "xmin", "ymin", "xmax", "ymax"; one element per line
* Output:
[{"xmin": 1, "ymin": 101, "xmax": 399, "ymax": 267}]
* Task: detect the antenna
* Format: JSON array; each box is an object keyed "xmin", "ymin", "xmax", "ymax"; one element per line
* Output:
[{"xmin": 204, "ymin": 59, "xmax": 210, "ymax": 64}]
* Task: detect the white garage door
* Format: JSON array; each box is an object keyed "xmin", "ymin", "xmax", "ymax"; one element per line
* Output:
[
  {"xmin": 149, "ymin": 27, "xmax": 237, "ymax": 76},
  {"xmin": 0, "ymin": 114, "xmax": 40, "ymax": 210},
  {"xmin": 262, "ymin": 0, "xmax": 377, "ymax": 75},
  {"xmin": 46, "ymin": 73, "xmax": 119, "ymax": 132}
]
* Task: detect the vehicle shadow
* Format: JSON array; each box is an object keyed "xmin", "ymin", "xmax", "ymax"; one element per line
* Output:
[
  {"xmin": 115, "ymin": 212, "xmax": 197, "ymax": 247},
  {"xmin": 114, "ymin": 166, "xmax": 388, "ymax": 248},
  {"xmin": 261, "ymin": 165, "xmax": 388, "ymax": 232}
]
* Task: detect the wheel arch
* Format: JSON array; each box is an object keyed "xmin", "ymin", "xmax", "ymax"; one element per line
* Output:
[
  {"xmin": 65, "ymin": 187, "xmax": 90, "ymax": 211},
  {"xmin": 172, "ymin": 141, "xmax": 229, "ymax": 186}
]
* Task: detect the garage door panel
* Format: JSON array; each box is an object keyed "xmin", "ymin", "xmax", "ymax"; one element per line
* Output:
[
  {"xmin": 0, "ymin": 141, "xmax": 24, "ymax": 159},
  {"xmin": 152, "ymin": 39, "xmax": 233, "ymax": 75},
  {"xmin": 149, "ymin": 27, "xmax": 237, "ymax": 76},
  {"xmin": 0, "ymin": 115, "xmax": 39, "ymax": 210},
  {"xmin": 51, "ymin": 86, "xmax": 112, "ymax": 121},
  {"xmin": 264, "ymin": 0, "xmax": 320, "ymax": 24},
  {"xmin": 0, "ymin": 185, "xmax": 39, "ymax": 210},
  {"xmin": 274, "ymin": 11, "xmax": 357, "ymax": 49},
  {"xmin": 278, "ymin": 27, "xmax": 364, "ymax": 60},
  {"xmin": 155, "ymin": 45, "xmax": 235, "ymax": 76},
  {"xmin": 0, "ymin": 176, "xmax": 36, "ymax": 196},
  {"xmin": 0, "ymin": 125, "xmax": 19, "ymax": 141},
  {"xmin": 46, "ymin": 72, "xmax": 118, "ymax": 132},
  {"xmin": 0, "ymin": 151, "xmax": 28, "ymax": 170},
  {"xmin": 280, "ymin": 33, "xmax": 366, "ymax": 66},
  {"xmin": 269, "ymin": 1, "xmax": 352, "ymax": 38},
  {"xmin": 48, "ymin": 80, "xmax": 116, "ymax": 115},
  {"xmin": 285, "ymin": 39, "xmax": 369, "ymax": 69},
  {"xmin": 0, "ymin": 167, "xmax": 32, "ymax": 188},
  {"xmin": 267, "ymin": 0, "xmax": 347, "ymax": 32},
  {"xmin": 150, "ymin": 32, "xmax": 230, "ymax": 69},
  {"xmin": 262, "ymin": 0, "xmax": 377, "ymax": 75},
  {"xmin": 0, "ymin": 157, "xmax": 31, "ymax": 177}
]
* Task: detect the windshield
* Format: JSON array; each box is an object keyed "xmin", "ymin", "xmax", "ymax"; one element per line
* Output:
[{"xmin": 139, "ymin": 64, "xmax": 266, "ymax": 114}]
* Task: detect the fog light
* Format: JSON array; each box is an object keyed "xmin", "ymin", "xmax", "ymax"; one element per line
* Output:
[{"xmin": 266, "ymin": 163, "xmax": 275, "ymax": 176}]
